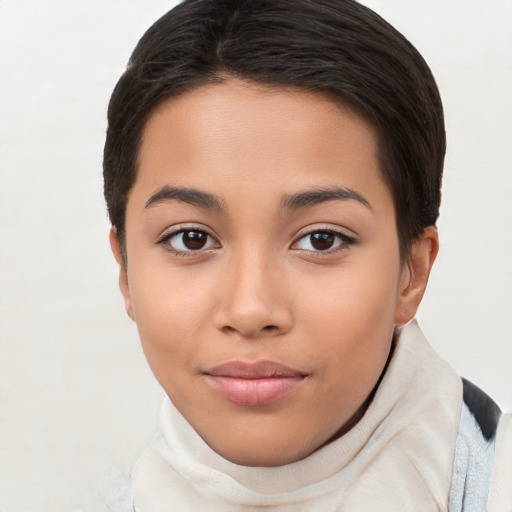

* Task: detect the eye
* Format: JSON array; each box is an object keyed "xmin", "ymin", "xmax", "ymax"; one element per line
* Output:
[
  {"xmin": 293, "ymin": 230, "xmax": 354, "ymax": 252},
  {"xmin": 160, "ymin": 229, "xmax": 219, "ymax": 253}
]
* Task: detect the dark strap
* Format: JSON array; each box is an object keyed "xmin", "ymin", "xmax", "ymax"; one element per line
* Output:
[{"xmin": 462, "ymin": 378, "xmax": 501, "ymax": 441}]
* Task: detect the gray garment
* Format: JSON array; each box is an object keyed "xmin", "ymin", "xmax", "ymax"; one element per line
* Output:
[{"xmin": 449, "ymin": 401, "xmax": 496, "ymax": 511}]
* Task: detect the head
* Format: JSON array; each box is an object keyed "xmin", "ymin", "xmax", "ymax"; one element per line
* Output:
[{"xmin": 104, "ymin": 0, "xmax": 444, "ymax": 466}]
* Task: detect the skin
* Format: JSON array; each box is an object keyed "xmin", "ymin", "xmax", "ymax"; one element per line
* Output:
[{"xmin": 110, "ymin": 80, "xmax": 438, "ymax": 467}]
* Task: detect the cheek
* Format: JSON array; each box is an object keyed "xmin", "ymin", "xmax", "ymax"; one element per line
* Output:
[
  {"xmin": 301, "ymin": 255, "xmax": 401, "ymax": 334},
  {"xmin": 127, "ymin": 261, "xmax": 217, "ymax": 368},
  {"xmin": 299, "ymin": 252, "xmax": 401, "ymax": 378}
]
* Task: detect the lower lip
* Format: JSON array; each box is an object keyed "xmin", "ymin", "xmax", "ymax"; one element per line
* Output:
[{"xmin": 206, "ymin": 375, "xmax": 304, "ymax": 405}]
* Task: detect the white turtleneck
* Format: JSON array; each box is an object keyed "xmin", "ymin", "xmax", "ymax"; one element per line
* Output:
[{"xmin": 129, "ymin": 320, "xmax": 470, "ymax": 511}]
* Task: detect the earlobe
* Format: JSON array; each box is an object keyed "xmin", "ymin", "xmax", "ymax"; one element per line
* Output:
[
  {"xmin": 109, "ymin": 227, "xmax": 135, "ymax": 321},
  {"xmin": 395, "ymin": 226, "xmax": 439, "ymax": 325}
]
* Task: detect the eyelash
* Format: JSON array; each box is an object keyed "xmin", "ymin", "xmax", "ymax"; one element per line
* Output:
[
  {"xmin": 291, "ymin": 228, "xmax": 356, "ymax": 255},
  {"xmin": 156, "ymin": 227, "xmax": 219, "ymax": 257},
  {"xmin": 156, "ymin": 226, "xmax": 356, "ymax": 257}
]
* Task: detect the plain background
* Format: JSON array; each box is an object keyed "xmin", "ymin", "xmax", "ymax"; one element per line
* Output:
[{"xmin": 0, "ymin": 1, "xmax": 511, "ymax": 510}]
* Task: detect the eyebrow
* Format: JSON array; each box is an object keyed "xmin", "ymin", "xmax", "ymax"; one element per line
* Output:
[
  {"xmin": 145, "ymin": 185, "xmax": 225, "ymax": 211},
  {"xmin": 280, "ymin": 187, "xmax": 372, "ymax": 211},
  {"xmin": 144, "ymin": 184, "xmax": 371, "ymax": 213}
]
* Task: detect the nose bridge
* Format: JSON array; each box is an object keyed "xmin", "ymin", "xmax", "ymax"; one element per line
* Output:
[{"xmin": 214, "ymin": 243, "xmax": 292, "ymax": 337}]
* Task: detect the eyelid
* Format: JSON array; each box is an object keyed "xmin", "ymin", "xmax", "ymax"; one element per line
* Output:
[
  {"xmin": 290, "ymin": 225, "xmax": 357, "ymax": 253},
  {"xmin": 156, "ymin": 224, "xmax": 221, "ymax": 255},
  {"xmin": 293, "ymin": 223, "xmax": 357, "ymax": 240}
]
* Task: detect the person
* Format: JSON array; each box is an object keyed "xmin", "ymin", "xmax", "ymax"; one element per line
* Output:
[{"xmin": 103, "ymin": 0, "xmax": 511, "ymax": 509}]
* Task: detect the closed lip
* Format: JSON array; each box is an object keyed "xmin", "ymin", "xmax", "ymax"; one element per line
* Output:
[
  {"xmin": 204, "ymin": 360, "xmax": 307, "ymax": 379},
  {"xmin": 204, "ymin": 360, "xmax": 307, "ymax": 406}
]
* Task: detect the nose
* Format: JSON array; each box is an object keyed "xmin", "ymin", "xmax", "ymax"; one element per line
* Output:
[{"xmin": 213, "ymin": 250, "xmax": 293, "ymax": 339}]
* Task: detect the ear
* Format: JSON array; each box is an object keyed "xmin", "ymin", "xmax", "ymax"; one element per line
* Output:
[
  {"xmin": 395, "ymin": 226, "xmax": 439, "ymax": 326},
  {"xmin": 109, "ymin": 227, "xmax": 135, "ymax": 321}
]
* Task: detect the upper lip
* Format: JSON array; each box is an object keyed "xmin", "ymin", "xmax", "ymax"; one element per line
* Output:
[{"xmin": 205, "ymin": 360, "xmax": 306, "ymax": 379}]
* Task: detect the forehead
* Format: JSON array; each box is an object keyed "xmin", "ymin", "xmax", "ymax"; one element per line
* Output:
[{"xmin": 130, "ymin": 79, "xmax": 390, "ymax": 214}]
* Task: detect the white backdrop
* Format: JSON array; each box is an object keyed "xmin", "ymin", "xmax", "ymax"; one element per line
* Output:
[{"xmin": 0, "ymin": 1, "xmax": 511, "ymax": 510}]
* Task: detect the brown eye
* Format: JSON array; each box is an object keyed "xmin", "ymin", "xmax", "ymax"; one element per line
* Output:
[
  {"xmin": 293, "ymin": 229, "xmax": 353, "ymax": 253},
  {"xmin": 310, "ymin": 232, "xmax": 335, "ymax": 250},
  {"xmin": 165, "ymin": 229, "xmax": 218, "ymax": 253},
  {"xmin": 182, "ymin": 231, "xmax": 208, "ymax": 250}
]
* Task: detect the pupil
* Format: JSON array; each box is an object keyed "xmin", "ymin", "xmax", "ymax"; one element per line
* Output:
[
  {"xmin": 183, "ymin": 231, "xmax": 207, "ymax": 250},
  {"xmin": 311, "ymin": 232, "xmax": 334, "ymax": 250}
]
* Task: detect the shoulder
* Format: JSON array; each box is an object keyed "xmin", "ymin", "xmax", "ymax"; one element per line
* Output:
[
  {"xmin": 487, "ymin": 413, "xmax": 512, "ymax": 512},
  {"xmin": 461, "ymin": 378, "xmax": 501, "ymax": 441},
  {"xmin": 449, "ymin": 379, "xmax": 510, "ymax": 511}
]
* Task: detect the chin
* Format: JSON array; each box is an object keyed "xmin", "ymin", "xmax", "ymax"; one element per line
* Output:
[{"xmin": 207, "ymin": 433, "xmax": 316, "ymax": 467}]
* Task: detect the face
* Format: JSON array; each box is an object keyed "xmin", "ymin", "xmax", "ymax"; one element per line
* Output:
[{"xmin": 113, "ymin": 80, "xmax": 433, "ymax": 466}]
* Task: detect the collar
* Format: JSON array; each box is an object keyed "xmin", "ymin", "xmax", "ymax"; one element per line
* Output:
[{"xmin": 132, "ymin": 320, "xmax": 462, "ymax": 509}]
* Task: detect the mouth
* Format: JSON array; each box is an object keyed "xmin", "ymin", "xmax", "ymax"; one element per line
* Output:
[{"xmin": 204, "ymin": 361, "xmax": 307, "ymax": 406}]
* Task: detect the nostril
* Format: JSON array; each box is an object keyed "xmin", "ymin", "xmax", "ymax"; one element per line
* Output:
[{"xmin": 263, "ymin": 325, "xmax": 278, "ymax": 332}]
